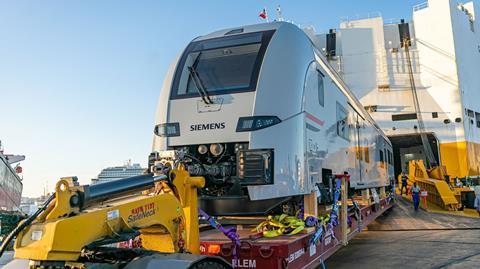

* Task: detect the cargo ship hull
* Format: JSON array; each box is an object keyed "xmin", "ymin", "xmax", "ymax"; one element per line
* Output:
[{"xmin": 0, "ymin": 153, "xmax": 22, "ymax": 211}]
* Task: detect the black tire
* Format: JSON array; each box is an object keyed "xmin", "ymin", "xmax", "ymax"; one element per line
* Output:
[{"xmin": 190, "ymin": 260, "xmax": 230, "ymax": 269}]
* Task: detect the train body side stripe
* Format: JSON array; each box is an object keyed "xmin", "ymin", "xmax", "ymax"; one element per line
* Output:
[{"xmin": 304, "ymin": 111, "xmax": 325, "ymax": 127}]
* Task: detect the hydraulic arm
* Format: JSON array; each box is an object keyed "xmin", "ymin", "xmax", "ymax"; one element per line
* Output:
[{"xmin": 9, "ymin": 167, "xmax": 205, "ymax": 265}]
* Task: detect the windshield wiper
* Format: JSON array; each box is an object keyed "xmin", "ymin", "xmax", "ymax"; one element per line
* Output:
[
  {"xmin": 187, "ymin": 67, "xmax": 213, "ymax": 104},
  {"xmin": 187, "ymin": 53, "xmax": 213, "ymax": 104}
]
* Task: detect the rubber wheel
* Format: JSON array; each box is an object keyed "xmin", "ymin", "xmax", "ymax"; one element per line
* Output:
[{"xmin": 190, "ymin": 260, "xmax": 229, "ymax": 269}]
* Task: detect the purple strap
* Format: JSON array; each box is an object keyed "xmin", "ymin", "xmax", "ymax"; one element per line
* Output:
[
  {"xmin": 199, "ymin": 208, "xmax": 241, "ymax": 260},
  {"xmin": 310, "ymin": 177, "xmax": 343, "ymax": 246},
  {"xmin": 298, "ymin": 199, "xmax": 305, "ymax": 220},
  {"xmin": 305, "ymin": 216, "xmax": 318, "ymax": 227}
]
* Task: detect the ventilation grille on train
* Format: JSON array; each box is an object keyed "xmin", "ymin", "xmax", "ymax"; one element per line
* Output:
[{"xmin": 237, "ymin": 149, "xmax": 274, "ymax": 185}]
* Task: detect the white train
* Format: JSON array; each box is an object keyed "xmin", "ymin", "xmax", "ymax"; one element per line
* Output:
[{"xmin": 151, "ymin": 22, "xmax": 394, "ymax": 215}]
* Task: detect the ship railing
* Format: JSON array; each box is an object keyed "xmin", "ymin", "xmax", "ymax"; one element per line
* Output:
[
  {"xmin": 384, "ymin": 18, "xmax": 410, "ymax": 25},
  {"xmin": 413, "ymin": 2, "xmax": 429, "ymax": 12},
  {"xmin": 340, "ymin": 12, "xmax": 382, "ymax": 23}
]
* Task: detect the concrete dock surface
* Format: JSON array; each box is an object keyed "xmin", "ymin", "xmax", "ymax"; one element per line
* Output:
[
  {"xmin": 327, "ymin": 197, "xmax": 480, "ymax": 268},
  {"xmin": 326, "ymin": 229, "xmax": 480, "ymax": 268}
]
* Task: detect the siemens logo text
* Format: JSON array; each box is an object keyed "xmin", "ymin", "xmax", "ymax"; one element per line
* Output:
[{"xmin": 190, "ymin": 122, "xmax": 225, "ymax": 131}]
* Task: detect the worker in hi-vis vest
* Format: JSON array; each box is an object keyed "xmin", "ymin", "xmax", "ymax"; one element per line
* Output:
[{"xmin": 411, "ymin": 182, "xmax": 421, "ymax": 211}]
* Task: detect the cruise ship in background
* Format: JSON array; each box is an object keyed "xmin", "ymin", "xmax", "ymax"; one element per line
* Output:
[
  {"xmin": 91, "ymin": 160, "xmax": 145, "ymax": 184},
  {"xmin": 0, "ymin": 140, "xmax": 25, "ymax": 211}
]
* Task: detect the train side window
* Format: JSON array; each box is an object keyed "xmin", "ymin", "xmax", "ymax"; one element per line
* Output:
[
  {"xmin": 356, "ymin": 135, "xmax": 361, "ymax": 160},
  {"xmin": 357, "ymin": 146, "xmax": 363, "ymax": 161},
  {"xmin": 336, "ymin": 103, "xmax": 349, "ymax": 141},
  {"xmin": 379, "ymin": 149, "xmax": 384, "ymax": 165},
  {"xmin": 364, "ymin": 140, "xmax": 370, "ymax": 163},
  {"xmin": 317, "ymin": 70, "xmax": 324, "ymax": 107}
]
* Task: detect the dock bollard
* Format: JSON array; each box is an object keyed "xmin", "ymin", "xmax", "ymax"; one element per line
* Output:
[{"xmin": 420, "ymin": 190, "xmax": 428, "ymax": 209}]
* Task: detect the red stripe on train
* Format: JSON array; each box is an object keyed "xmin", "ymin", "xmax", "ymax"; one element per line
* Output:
[{"xmin": 304, "ymin": 112, "xmax": 325, "ymax": 127}]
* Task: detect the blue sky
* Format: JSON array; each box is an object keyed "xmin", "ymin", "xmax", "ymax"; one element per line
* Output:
[{"xmin": 0, "ymin": 0, "xmax": 425, "ymax": 197}]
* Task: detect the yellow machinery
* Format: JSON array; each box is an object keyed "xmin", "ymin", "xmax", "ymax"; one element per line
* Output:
[
  {"xmin": 0, "ymin": 166, "xmax": 231, "ymax": 269},
  {"xmin": 408, "ymin": 160, "xmax": 459, "ymax": 210}
]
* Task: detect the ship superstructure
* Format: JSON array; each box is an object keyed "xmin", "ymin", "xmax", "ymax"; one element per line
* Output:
[{"xmin": 314, "ymin": 0, "xmax": 480, "ymax": 178}]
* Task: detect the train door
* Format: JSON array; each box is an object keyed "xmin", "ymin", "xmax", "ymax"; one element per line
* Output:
[
  {"xmin": 386, "ymin": 147, "xmax": 394, "ymax": 183},
  {"xmin": 377, "ymin": 137, "xmax": 388, "ymax": 184},
  {"xmin": 383, "ymin": 144, "xmax": 392, "ymax": 185},
  {"xmin": 349, "ymin": 105, "xmax": 364, "ymax": 185},
  {"xmin": 358, "ymin": 117, "xmax": 367, "ymax": 184},
  {"xmin": 303, "ymin": 62, "xmax": 326, "ymax": 189}
]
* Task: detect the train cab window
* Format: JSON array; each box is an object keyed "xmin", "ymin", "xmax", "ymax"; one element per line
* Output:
[
  {"xmin": 336, "ymin": 103, "xmax": 349, "ymax": 140},
  {"xmin": 304, "ymin": 62, "xmax": 325, "ymax": 107},
  {"xmin": 476, "ymin": 112, "xmax": 480, "ymax": 128},
  {"xmin": 317, "ymin": 71, "xmax": 324, "ymax": 107},
  {"xmin": 171, "ymin": 30, "xmax": 275, "ymax": 99}
]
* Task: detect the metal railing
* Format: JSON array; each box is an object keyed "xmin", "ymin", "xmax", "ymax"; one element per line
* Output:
[
  {"xmin": 340, "ymin": 12, "xmax": 382, "ymax": 23},
  {"xmin": 413, "ymin": 2, "xmax": 429, "ymax": 12},
  {"xmin": 384, "ymin": 18, "xmax": 409, "ymax": 25}
]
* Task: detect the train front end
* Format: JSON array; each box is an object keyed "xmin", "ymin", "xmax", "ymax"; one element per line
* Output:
[{"xmin": 151, "ymin": 22, "xmax": 314, "ymax": 215}]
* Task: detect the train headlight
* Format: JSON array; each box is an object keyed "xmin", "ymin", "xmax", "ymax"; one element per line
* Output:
[
  {"xmin": 198, "ymin": 145, "xmax": 208, "ymax": 155},
  {"xmin": 236, "ymin": 116, "xmax": 281, "ymax": 132},
  {"xmin": 154, "ymin": 123, "xmax": 180, "ymax": 137},
  {"xmin": 209, "ymin": 143, "xmax": 224, "ymax": 156}
]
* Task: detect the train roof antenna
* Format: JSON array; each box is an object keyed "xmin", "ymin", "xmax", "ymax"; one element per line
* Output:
[{"xmin": 276, "ymin": 5, "xmax": 284, "ymax": 22}]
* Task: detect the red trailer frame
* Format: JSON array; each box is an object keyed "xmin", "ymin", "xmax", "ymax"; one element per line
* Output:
[{"xmin": 200, "ymin": 196, "xmax": 393, "ymax": 269}]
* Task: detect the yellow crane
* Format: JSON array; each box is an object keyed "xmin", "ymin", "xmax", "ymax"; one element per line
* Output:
[
  {"xmin": 0, "ymin": 165, "xmax": 230, "ymax": 269},
  {"xmin": 408, "ymin": 160, "xmax": 459, "ymax": 210},
  {"xmin": 407, "ymin": 160, "xmax": 475, "ymax": 213}
]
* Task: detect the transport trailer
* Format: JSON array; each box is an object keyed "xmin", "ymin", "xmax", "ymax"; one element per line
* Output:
[{"xmin": 198, "ymin": 176, "xmax": 395, "ymax": 269}]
